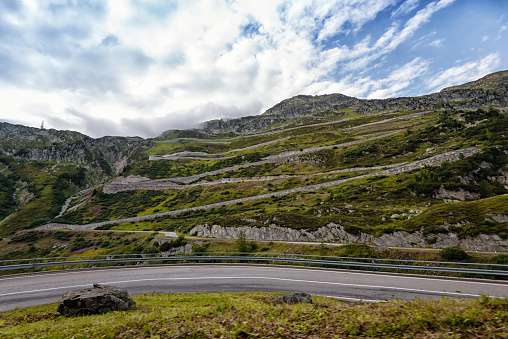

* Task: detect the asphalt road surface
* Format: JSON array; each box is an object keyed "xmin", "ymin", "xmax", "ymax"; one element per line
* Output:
[{"xmin": 1, "ymin": 264, "xmax": 507, "ymax": 311}]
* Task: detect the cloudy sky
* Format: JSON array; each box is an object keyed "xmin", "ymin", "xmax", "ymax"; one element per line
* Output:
[{"xmin": 0, "ymin": 0, "xmax": 507, "ymax": 138}]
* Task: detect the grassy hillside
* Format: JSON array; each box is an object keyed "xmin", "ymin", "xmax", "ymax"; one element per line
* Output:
[
  {"xmin": 44, "ymin": 108, "xmax": 507, "ymax": 244},
  {"xmin": 0, "ymin": 156, "xmax": 90, "ymax": 237},
  {"xmin": 1, "ymin": 292, "xmax": 507, "ymax": 338},
  {"xmin": 1, "ymin": 78, "xmax": 507, "ymax": 255}
]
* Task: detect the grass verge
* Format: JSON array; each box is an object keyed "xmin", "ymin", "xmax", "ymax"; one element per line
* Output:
[{"xmin": 0, "ymin": 292, "xmax": 507, "ymax": 338}]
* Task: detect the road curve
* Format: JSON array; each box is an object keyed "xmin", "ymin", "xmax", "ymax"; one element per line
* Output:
[{"xmin": 1, "ymin": 264, "xmax": 507, "ymax": 311}]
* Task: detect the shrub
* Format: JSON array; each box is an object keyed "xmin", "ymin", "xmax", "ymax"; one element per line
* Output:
[
  {"xmin": 425, "ymin": 237, "xmax": 437, "ymax": 244},
  {"xmin": 11, "ymin": 231, "xmax": 40, "ymax": 243},
  {"xmin": 458, "ymin": 224, "xmax": 480, "ymax": 239},
  {"xmin": 160, "ymin": 242, "xmax": 171, "ymax": 252},
  {"xmin": 192, "ymin": 242, "xmax": 210, "ymax": 253},
  {"xmin": 53, "ymin": 231, "xmax": 74, "ymax": 241},
  {"xmin": 343, "ymin": 225, "xmax": 361, "ymax": 236},
  {"xmin": 440, "ymin": 247, "xmax": 470, "ymax": 261},
  {"xmin": 141, "ymin": 246, "xmax": 159, "ymax": 254},
  {"xmin": 159, "ymin": 236, "xmax": 188, "ymax": 252},
  {"xmin": 490, "ymin": 254, "xmax": 508, "ymax": 265},
  {"xmin": 340, "ymin": 244, "xmax": 376, "ymax": 258},
  {"xmin": 236, "ymin": 231, "xmax": 258, "ymax": 253},
  {"xmin": 27, "ymin": 218, "xmax": 48, "ymax": 229}
]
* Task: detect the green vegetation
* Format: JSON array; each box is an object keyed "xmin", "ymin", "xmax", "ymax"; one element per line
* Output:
[
  {"xmin": 0, "ymin": 171, "xmax": 17, "ymax": 220},
  {"xmin": 235, "ymin": 231, "xmax": 258, "ymax": 252},
  {"xmin": 0, "ymin": 157, "xmax": 92, "ymax": 237},
  {"xmin": 123, "ymin": 152, "xmax": 267, "ymax": 179},
  {"xmin": 1, "ymin": 228, "xmax": 502, "ymax": 274},
  {"xmin": 1, "ymin": 293, "xmax": 507, "ymax": 338},
  {"xmin": 0, "ymin": 230, "xmax": 156, "ymax": 261},
  {"xmin": 440, "ymin": 247, "xmax": 470, "ymax": 261}
]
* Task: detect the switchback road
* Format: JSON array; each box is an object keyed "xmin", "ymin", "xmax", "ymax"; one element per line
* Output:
[{"xmin": 1, "ymin": 264, "xmax": 507, "ymax": 312}]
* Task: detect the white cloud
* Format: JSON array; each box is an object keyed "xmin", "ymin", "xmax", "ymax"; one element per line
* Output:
[
  {"xmin": 316, "ymin": 0, "xmax": 396, "ymax": 41},
  {"xmin": 0, "ymin": 0, "xmax": 463, "ymax": 138},
  {"xmin": 429, "ymin": 38, "xmax": 444, "ymax": 47},
  {"xmin": 392, "ymin": 0, "xmax": 420, "ymax": 17},
  {"xmin": 318, "ymin": 0, "xmax": 455, "ymax": 73},
  {"xmin": 426, "ymin": 53, "xmax": 501, "ymax": 91},
  {"xmin": 385, "ymin": 0, "xmax": 454, "ymax": 51},
  {"xmin": 367, "ymin": 57, "xmax": 430, "ymax": 98},
  {"xmin": 497, "ymin": 23, "xmax": 508, "ymax": 40}
]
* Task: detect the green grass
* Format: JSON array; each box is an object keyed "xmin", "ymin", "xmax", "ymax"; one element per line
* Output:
[
  {"xmin": 0, "ymin": 230, "xmax": 153, "ymax": 262},
  {"xmin": 0, "ymin": 160, "xmax": 91, "ymax": 237},
  {"xmin": 1, "ymin": 293, "xmax": 507, "ymax": 338},
  {"xmin": 399, "ymin": 194, "xmax": 508, "ymax": 238}
]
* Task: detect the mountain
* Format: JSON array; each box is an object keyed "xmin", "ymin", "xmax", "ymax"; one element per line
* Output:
[
  {"xmin": 158, "ymin": 70, "xmax": 508, "ymax": 138},
  {"xmin": 0, "ymin": 71, "xmax": 507, "ymax": 253},
  {"xmin": 0, "ymin": 122, "xmax": 153, "ymax": 178},
  {"xmin": 441, "ymin": 70, "xmax": 508, "ymax": 92}
]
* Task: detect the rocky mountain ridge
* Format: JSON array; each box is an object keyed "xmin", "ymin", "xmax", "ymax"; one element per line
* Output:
[
  {"xmin": 0, "ymin": 122, "xmax": 154, "ymax": 180},
  {"xmin": 160, "ymin": 70, "xmax": 508, "ymax": 138}
]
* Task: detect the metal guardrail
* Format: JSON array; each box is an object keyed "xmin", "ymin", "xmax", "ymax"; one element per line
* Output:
[{"xmin": 1, "ymin": 252, "xmax": 507, "ymax": 277}]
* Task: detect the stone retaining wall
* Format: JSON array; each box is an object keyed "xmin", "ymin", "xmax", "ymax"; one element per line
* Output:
[
  {"xmin": 137, "ymin": 131, "xmax": 403, "ymax": 185},
  {"xmin": 103, "ymin": 164, "xmax": 404, "ymax": 194},
  {"xmin": 190, "ymin": 223, "xmax": 508, "ymax": 251}
]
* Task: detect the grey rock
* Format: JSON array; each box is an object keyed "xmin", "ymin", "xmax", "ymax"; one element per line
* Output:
[
  {"xmin": 434, "ymin": 185, "xmax": 481, "ymax": 201},
  {"xmin": 57, "ymin": 284, "xmax": 136, "ymax": 316},
  {"xmin": 190, "ymin": 222, "xmax": 508, "ymax": 251},
  {"xmin": 273, "ymin": 293, "xmax": 313, "ymax": 304},
  {"xmin": 490, "ymin": 214, "xmax": 508, "ymax": 223}
]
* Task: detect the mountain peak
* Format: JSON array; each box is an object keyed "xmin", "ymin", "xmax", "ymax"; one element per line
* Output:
[{"xmin": 440, "ymin": 70, "xmax": 508, "ymax": 92}]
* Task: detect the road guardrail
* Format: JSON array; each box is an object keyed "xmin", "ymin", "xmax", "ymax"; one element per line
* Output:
[{"xmin": 1, "ymin": 252, "xmax": 507, "ymax": 277}]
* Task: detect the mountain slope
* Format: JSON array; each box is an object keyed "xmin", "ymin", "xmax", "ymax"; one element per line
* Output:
[{"xmin": 1, "ymin": 71, "xmax": 507, "ymax": 249}]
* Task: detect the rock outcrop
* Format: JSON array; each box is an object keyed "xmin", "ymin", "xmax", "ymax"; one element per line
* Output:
[
  {"xmin": 434, "ymin": 185, "xmax": 481, "ymax": 201},
  {"xmin": 272, "ymin": 293, "xmax": 313, "ymax": 304},
  {"xmin": 57, "ymin": 284, "xmax": 136, "ymax": 316},
  {"xmin": 190, "ymin": 223, "xmax": 508, "ymax": 251},
  {"xmin": 488, "ymin": 214, "xmax": 508, "ymax": 223}
]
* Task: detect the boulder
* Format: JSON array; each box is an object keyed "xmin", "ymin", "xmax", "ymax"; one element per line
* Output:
[
  {"xmin": 272, "ymin": 293, "xmax": 313, "ymax": 304},
  {"xmin": 57, "ymin": 284, "xmax": 136, "ymax": 316}
]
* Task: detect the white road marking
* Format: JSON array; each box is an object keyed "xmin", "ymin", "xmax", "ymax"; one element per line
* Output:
[
  {"xmin": 0, "ymin": 283, "xmax": 92, "ymax": 297},
  {"xmin": 0, "ymin": 276, "xmax": 499, "ymax": 299}
]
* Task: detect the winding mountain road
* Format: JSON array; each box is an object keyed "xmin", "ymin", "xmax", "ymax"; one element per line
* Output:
[
  {"xmin": 1, "ymin": 264, "xmax": 506, "ymax": 312},
  {"xmin": 38, "ymin": 147, "xmax": 478, "ymax": 231}
]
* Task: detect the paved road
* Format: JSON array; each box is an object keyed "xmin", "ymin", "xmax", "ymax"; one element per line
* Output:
[{"xmin": 1, "ymin": 264, "xmax": 507, "ymax": 311}]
